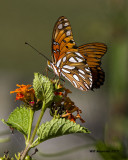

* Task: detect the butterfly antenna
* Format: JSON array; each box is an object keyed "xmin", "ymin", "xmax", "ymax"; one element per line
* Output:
[{"xmin": 25, "ymin": 42, "xmax": 51, "ymax": 61}]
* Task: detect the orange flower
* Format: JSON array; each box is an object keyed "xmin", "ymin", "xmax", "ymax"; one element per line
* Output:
[
  {"xmin": 10, "ymin": 84, "xmax": 35, "ymax": 105},
  {"xmin": 62, "ymin": 109, "xmax": 85, "ymax": 123},
  {"xmin": 54, "ymin": 91, "xmax": 63, "ymax": 96}
]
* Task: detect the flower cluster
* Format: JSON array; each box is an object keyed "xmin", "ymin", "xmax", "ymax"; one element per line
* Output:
[
  {"xmin": 50, "ymin": 80, "xmax": 85, "ymax": 123},
  {"xmin": 10, "ymin": 80, "xmax": 85, "ymax": 123},
  {"xmin": 10, "ymin": 84, "xmax": 41, "ymax": 110}
]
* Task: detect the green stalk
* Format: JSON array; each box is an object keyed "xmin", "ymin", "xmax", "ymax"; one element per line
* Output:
[
  {"xmin": 26, "ymin": 109, "xmax": 35, "ymax": 145},
  {"xmin": 30, "ymin": 102, "xmax": 46, "ymax": 143},
  {"xmin": 20, "ymin": 102, "xmax": 46, "ymax": 160},
  {"xmin": 31, "ymin": 138, "xmax": 41, "ymax": 148}
]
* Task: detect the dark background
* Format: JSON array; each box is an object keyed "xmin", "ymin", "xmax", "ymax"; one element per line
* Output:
[{"xmin": 0, "ymin": 0, "xmax": 128, "ymax": 159}]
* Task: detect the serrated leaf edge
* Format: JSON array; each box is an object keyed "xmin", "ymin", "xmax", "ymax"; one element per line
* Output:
[{"xmin": 37, "ymin": 118, "xmax": 90, "ymax": 142}]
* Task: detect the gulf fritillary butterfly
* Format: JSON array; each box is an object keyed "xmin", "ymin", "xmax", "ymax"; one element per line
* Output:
[{"xmin": 47, "ymin": 16, "xmax": 107, "ymax": 91}]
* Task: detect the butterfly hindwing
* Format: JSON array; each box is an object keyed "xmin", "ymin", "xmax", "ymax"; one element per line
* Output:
[
  {"xmin": 90, "ymin": 67, "xmax": 105, "ymax": 89},
  {"xmin": 78, "ymin": 43, "xmax": 107, "ymax": 67},
  {"xmin": 78, "ymin": 43, "xmax": 107, "ymax": 89},
  {"xmin": 61, "ymin": 64, "xmax": 92, "ymax": 91},
  {"xmin": 56, "ymin": 51, "xmax": 92, "ymax": 91}
]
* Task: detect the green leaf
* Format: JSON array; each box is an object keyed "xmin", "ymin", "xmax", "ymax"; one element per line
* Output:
[
  {"xmin": 37, "ymin": 118, "xmax": 90, "ymax": 142},
  {"xmin": 1, "ymin": 106, "xmax": 30, "ymax": 136},
  {"xmin": 33, "ymin": 73, "xmax": 54, "ymax": 105}
]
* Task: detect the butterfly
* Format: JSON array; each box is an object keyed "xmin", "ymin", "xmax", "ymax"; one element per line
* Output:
[{"xmin": 47, "ymin": 16, "xmax": 107, "ymax": 91}]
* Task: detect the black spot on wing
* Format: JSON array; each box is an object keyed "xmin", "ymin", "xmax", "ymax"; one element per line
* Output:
[{"xmin": 72, "ymin": 46, "xmax": 77, "ymax": 49}]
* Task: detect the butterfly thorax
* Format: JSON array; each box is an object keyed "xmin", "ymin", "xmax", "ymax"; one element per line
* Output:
[{"xmin": 47, "ymin": 60, "xmax": 61, "ymax": 77}]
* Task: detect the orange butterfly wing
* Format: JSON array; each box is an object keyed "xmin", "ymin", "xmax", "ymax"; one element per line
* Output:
[
  {"xmin": 78, "ymin": 43, "xmax": 107, "ymax": 89},
  {"xmin": 52, "ymin": 16, "xmax": 77, "ymax": 64}
]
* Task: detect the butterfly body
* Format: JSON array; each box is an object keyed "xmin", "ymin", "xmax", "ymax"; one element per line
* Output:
[{"xmin": 48, "ymin": 16, "xmax": 107, "ymax": 91}]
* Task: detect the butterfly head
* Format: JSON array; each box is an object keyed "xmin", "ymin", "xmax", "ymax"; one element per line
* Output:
[{"xmin": 47, "ymin": 60, "xmax": 60, "ymax": 76}]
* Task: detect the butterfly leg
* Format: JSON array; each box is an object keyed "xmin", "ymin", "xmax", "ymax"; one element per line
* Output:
[
  {"xmin": 58, "ymin": 69, "xmax": 65, "ymax": 83},
  {"xmin": 52, "ymin": 74, "xmax": 57, "ymax": 80},
  {"xmin": 58, "ymin": 73, "xmax": 61, "ymax": 83},
  {"xmin": 61, "ymin": 78, "xmax": 65, "ymax": 86},
  {"xmin": 45, "ymin": 67, "xmax": 54, "ymax": 77},
  {"xmin": 45, "ymin": 66, "xmax": 50, "ymax": 77}
]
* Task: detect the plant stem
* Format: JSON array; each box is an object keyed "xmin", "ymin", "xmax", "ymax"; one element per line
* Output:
[
  {"xmin": 20, "ymin": 102, "xmax": 46, "ymax": 160},
  {"xmin": 31, "ymin": 138, "xmax": 41, "ymax": 148},
  {"xmin": 20, "ymin": 144, "xmax": 31, "ymax": 160},
  {"xmin": 30, "ymin": 102, "xmax": 46, "ymax": 143},
  {"xmin": 26, "ymin": 109, "xmax": 35, "ymax": 145}
]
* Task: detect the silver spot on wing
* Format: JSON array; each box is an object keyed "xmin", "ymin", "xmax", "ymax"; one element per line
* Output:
[
  {"xmin": 53, "ymin": 65, "xmax": 58, "ymax": 75},
  {"xmin": 73, "ymin": 74, "xmax": 80, "ymax": 81},
  {"xmin": 79, "ymin": 73, "xmax": 85, "ymax": 79},
  {"xmin": 66, "ymin": 30, "xmax": 71, "ymax": 36},
  {"xmin": 63, "ymin": 65, "xmax": 75, "ymax": 69},
  {"xmin": 78, "ymin": 69, "xmax": 85, "ymax": 75},
  {"xmin": 73, "ymin": 81, "xmax": 77, "ymax": 88},
  {"xmin": 76, "ymin": 57, "xmax": 83, "ymax": 62},
  {"xmin": 64, "ymin": 18, "xmax": 68, "ymax": 21},
  {"xmin": 62, "ymin": 68, "xmax": 70, "ymax": 73},
  {"xmin": 69, "ymin": 57, "xmax": 77, "ymax": 63},
  {"xmin": 85, "ymin": 68, "xmax": 90, "ymax": 72},
  {"xmin": 58, "ymin": 24, "xmax": 63, "ymax": 29},
  {"xmin": 79, "ymin": 87, "xmax": 84, "ymax": 90},
  {"xmin": 56, "ymin": 59, "xmax": 61, "ymax": 67},
  {"xmin": 84, "ymin": 82, "xmax": 89, "ymax": 90},
  {"xmin": 66, "ymin": 52, "xmax": 71, "ymax": 54},
  {"xmin": 75, "ymin": 52, "xmax": 84, "ymax": 58},
  {"xmin": 63, "ymin": 56, "xmax": 66, "ymax": 62},
  {"xmin": 64, "ymin": 22, "xmax": 69, "ymax": 27}
]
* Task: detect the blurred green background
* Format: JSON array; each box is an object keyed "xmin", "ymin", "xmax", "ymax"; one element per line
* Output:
[{"xmin": 0, "ymin": 0, "xmax": 128, "ymax": 159}]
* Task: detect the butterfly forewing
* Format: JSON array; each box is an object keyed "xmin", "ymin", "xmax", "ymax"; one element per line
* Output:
[{"xmin": 52, "ymin": 16, "xmax": 77, "ymax": 63}]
